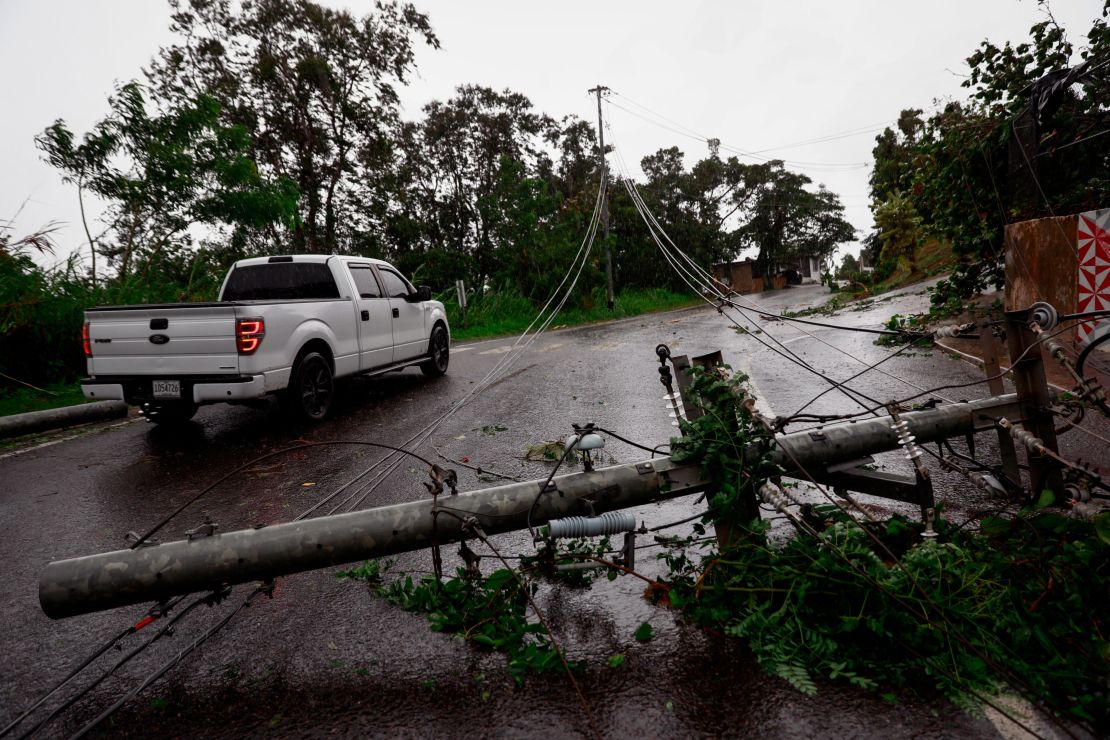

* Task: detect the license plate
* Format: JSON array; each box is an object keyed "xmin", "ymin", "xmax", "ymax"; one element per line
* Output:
[{"xmin": 152, "ymin": 380, "xmax": 181, "ymax": 399}]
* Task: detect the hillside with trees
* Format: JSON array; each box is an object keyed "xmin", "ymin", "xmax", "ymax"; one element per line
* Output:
[{"xmin": 862, "ymin": 1, "xmax": 1108, "ymax": 308}]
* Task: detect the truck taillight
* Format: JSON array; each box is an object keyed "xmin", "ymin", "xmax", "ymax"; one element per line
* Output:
[
  {"xmin": 82, "ymin": 322, "xmax": 91, "ymax": 358},
  {"xmin": 236, "ymin": 318, "xmax": 265, "ymax": 354}
]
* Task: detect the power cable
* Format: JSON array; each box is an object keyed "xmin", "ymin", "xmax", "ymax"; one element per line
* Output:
[
  {"xmin": 68, "ymin": 585, "xmax": 271, "ymax": 740},
  {"xmin": 772, "ymin": 319, "xmax": 1090, "ymax": 425},
  {"xmin": 606, "ymin": 92, "xmax": 873, "ymax": 170},
  {"xmin": 613, "ymin": 167, "xmax": 887, "ymax": 413},
  {"xmin": 0, "ymin": 626, "xmax": 133, "ymax": 738},
  {"xmin": 1037, "ymin": 126, "xmax": 1110, "ymax": 155},
  {"xmin": 1077, "ymin": 332, "xmax": 1110, "ymax": 377},
  {"xmin": 16, "ymin": 592, "xmax": 216, "ymax": 739},
  {"xmin": 305, "ymin": 178, "xmax": 606, "ymax": 519},
  {"xmin": 605, "ymin": 99, "xmax": 869, "ymax": 171},
  {"xmin": 605, "ymin": 134, "xmax": 953, "ymax": 408},
  {"xmin": 0, "ymin": 596, "xmax": 186, "ymax": 739},
  {"xmin": 595, "ymin": 427, "xmax": 669, "ymax": 456},
  {"xmin": 787, "ymin": 338, "xmax": 923, "ymax": 421}
]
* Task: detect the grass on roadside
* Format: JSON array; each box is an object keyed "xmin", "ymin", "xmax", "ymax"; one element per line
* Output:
[
  {"xmin": 869, "ymin": 238, "xmax": 954, "ymax": 295},
  {"xmin": 0, "ymin": 381, "xmax": 87, "ymax": 417},
  {"xmin": 444, "ymin": 287, "xmax": 701, "ymax": 341}
]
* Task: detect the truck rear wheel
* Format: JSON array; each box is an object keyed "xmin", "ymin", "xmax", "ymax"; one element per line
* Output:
[
  {"xmin": 141, "ymin": 401, "xmax": 198, "ymax": 425},
  {"xmin": 420, "ymin": 324, "xmax": 450, "ymax": 377},
  {"xmin": 284, "ymin": 351, "xmax": 334, "ymax": 422}
]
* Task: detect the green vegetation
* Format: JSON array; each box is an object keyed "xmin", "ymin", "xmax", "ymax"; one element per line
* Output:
[
  {"xmin": 0, "ymin": 382, "xmax": 86, "ymax": 418},
  {"xmin": 444, "ymin": 287, "xmax": 700, "ymax": 341},
  {"xmin": 865, "ymin": 5, "xmax": 1109, "ymax": 311},
  {"xmin": 338, "ymin": 560, "xmax": 575, "ymax": 686}
]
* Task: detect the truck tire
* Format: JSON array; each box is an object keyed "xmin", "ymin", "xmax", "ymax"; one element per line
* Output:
[
  {"xmin": 284, "ymin": 350, "xmax": 334, "ymax": 422},
  {"xmin": 420, "ymin": 324, "xmax": 450, "ymax": 377},
  {"xmin": 142, "ymin": 401, "xmax": 198, "ymax": 425}
]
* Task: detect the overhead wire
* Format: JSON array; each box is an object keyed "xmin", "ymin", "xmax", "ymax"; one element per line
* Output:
[
  {"xmin": 16, "ymin": 592, "xmax": 215, "ymax": 740},
  {"xmin": 618, "ymin": 170, "xmax": 883, "ymax": 413},
  {"xmin": 609, "ymin": 130, "xmax": 931, "ymax": 415},
  {"xmin": 611, "ymin": 89, "xmax": 943, "ymax": 155},
  {"xmin": 290, "ymin": 175, "xmax": 606, "ymax": 522},
  {"xmin": 787, "ymin": 338, "xmax": 925, "ymax": 421},
  {"xmin": 775, "ymin": 318, "xmax": 1095, "ymax": 427},
  {"xmin": 128, "ymin": 442, "xmax": 440, "ymax": 548},
  {"xmin": 604, "ymin": 111, "xmax": 960, "ymax": 411},
  {"xmin": 605, "ymin": 98, "xmax": 868, "ymax": 171},
  {"xmin": 526, "ymin": 440, "xmax": 579, "ymax": 540},
  {"xmin": 0, "ymin": 597, "xmax": 187, "ymax": 739},
  {"xmin": 606, "ymin": 91, "xmax": 873, "ymax": 170}
]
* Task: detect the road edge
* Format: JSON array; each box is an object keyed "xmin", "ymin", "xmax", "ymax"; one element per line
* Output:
[{"xmin": 0, "ymin": 400, "xmax": 128, "ymax": 439}]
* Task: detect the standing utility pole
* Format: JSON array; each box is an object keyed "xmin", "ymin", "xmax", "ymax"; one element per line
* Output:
[{"xmin": 589, "ymin": 84, "xmax": 615, "ymax": 310}]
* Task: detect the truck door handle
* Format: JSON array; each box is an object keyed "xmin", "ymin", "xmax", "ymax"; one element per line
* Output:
[
  {"xmin": 392, "ymin": 307, "xmax": 399, "ymax": 318},
  {"xmin": 361, "ymin": 310, "xmax": 370, "ymax": 321}
]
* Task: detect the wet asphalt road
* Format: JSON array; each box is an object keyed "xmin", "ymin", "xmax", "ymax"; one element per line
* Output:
[{"xmin": 3, "ymin": 282, "xmax": 1106, "ymax": 738}]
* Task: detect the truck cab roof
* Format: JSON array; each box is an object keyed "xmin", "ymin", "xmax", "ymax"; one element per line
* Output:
[{"xmin": 232, "ymin": 255, "xmax": 392, "ymax": 268}]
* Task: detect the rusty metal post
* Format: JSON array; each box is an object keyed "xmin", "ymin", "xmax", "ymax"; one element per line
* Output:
[
  {"xmin": 1004, "ymin": 309, "xmax": 1064, "ymax": 496},
  {"xmin": 978, "ymin": 325, "xmax": 1022, "ymax": 488}
]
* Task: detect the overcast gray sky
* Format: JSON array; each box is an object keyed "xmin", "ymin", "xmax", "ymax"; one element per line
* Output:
[{"xmin": 1, "ymin": 0, "xmax": 1103, "ymax": 268}]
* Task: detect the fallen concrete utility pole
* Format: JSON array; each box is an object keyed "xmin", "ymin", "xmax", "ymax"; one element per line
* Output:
[{"xmin": 40, "ymin": 394, "xmax": 1024, "ymax": 619}]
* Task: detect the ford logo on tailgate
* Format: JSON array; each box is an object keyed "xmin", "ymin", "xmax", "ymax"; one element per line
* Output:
[{"xmin": 149, "ymin": 334, "xmax": 170, "ymax": 345}]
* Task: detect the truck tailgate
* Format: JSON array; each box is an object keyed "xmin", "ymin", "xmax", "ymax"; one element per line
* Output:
[{"xmin": 86, "ymin": 304, "xmax": 240, "ymax": 376}]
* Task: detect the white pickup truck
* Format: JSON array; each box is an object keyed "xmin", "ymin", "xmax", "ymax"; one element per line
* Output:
[{"xmin": 80, "ymin": 255, "xmax": 450, "ymax": 423}]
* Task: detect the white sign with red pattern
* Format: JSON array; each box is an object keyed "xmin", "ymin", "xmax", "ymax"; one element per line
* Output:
[{"xmin": 1077, "ymin": 209, "xmax": 1110, "ymax": 347}]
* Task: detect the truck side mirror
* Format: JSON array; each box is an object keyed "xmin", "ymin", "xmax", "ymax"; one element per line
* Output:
[{"xmin": 415, "ymin": 285, "xmax": 432, "ymax": 301}]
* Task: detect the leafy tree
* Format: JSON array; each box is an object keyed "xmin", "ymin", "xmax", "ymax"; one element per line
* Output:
[
  {"xmin": 37, "ymin": 82, "xmax": 299, "ymax": 288},
  {"xmin": 872, "ymin": 192, "xmax": 924, "ymax": 271},
  {"xmin": 397, "ymin": 86, "xmax": 559, "ymax": 286},
  {"xmin": 485, "ymin": 157, "xmax": 599, "ymax": 300},
  {"xmin": 870, "ymin": 2, "xmax": 1109, "ymax": 304},
  {"xmin": 738, "ymin": 161, "xmax": 855, "ymax": 275},
  {"xmin": 869, "ymin": 108, "xmax": 923, "ymax": 203},
  {"xmin": 837, "ymin": 252, "xmax": 860, "ymax": 279},
  {"xmin": 146, "ymin": 0, "xmax": 439, "ymax": 254}
]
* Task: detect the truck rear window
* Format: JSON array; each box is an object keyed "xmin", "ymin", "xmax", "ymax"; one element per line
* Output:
[{"xmin": 222, "ymin": 263, "xmax": 341, "ymax": 301}]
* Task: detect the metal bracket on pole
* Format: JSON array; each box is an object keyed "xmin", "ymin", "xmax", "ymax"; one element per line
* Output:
[
  {"xmin": 978, "ymin": 324, "xmax": 1022, "ymax": 489},
  {"xmin": 806, "ymin": 466, "xmax": 921, "ymax": 506},
  {"xmin": 670, "ymin": 350, "xmax": 724, "ymax": 423}
]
